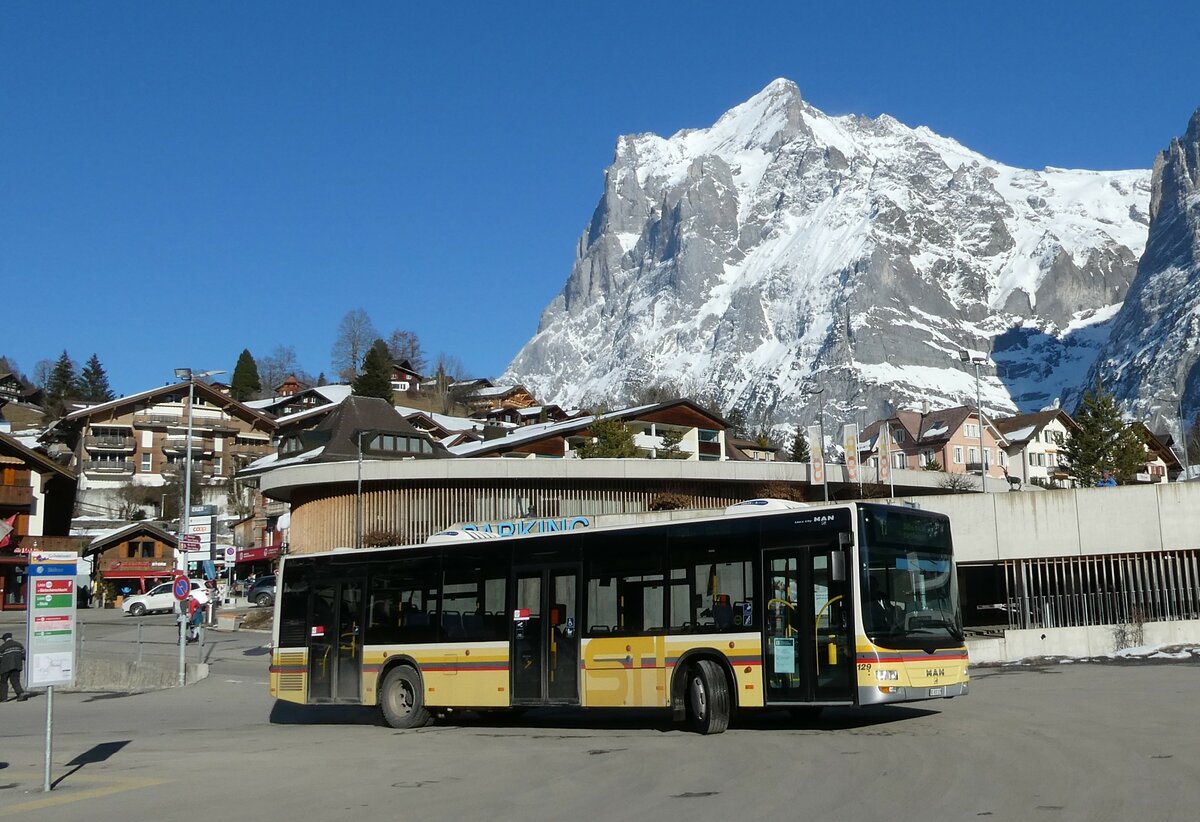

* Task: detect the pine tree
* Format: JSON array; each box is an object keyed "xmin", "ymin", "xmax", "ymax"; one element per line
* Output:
[
  {"xmin": 1062, "ymin": 378, "xmax": 1146, "ymax": 486},
  {"xmin": 230, "ymin": 349, "xmax": 262, "ymax": 402},
  {"xmin": 791, "ymin": 426, "xmax": 810, "ymax": 463},
  {"xmin": 576, "ymin": 417, "xmax": 640, "ymax": 458},
  {"xmin": 42, "ymin": 350, "xmax": 78, "ymax": 419},
  {"xmin": 77, "ymin": 354, "xmax": 115, "ymax": 403},
  {"xmin": 352, "ymin": 339, "xmax": 394, "ymax": 400},
  {"xmin": 657, "ymin": 428, "xmax": 689, "ymax": 459}
]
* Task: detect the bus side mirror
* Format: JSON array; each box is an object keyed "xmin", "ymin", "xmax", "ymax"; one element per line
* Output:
[{"xmin": 831, "ymin": 550, "xmax": 846, "ymax": 582}]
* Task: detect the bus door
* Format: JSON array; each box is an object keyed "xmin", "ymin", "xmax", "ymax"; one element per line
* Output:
[
  {"xmin": 511, "ymin": 566, "xmax": 579, "ymax": 705},
  {"xmin": 762, "ymin": 541, "xmax": 854, "ymax": 704},
  {"xmin": 308, "ymin": 576, "xmax": 366, "ymax": 703}
]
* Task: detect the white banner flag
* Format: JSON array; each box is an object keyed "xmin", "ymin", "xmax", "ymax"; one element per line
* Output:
[
  {"xmin": 878, "ymin": 422, "xmax": 891, "ymax": 483},
  {"xmin": 807, "ymin": 424, "xmax": 824, "ymax": 486},
  {"xmin": 843, "ymin": 424, "xmax": 859, "ymax": 483}
]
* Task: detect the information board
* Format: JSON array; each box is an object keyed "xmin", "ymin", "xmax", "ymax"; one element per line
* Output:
[{"xmin": 26, "ymin": 551, "xmax": 78, "ymax": 688}]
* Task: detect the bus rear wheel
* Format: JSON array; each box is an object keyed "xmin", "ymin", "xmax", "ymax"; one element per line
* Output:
[
  {"xmin": 686, "ymin": 659, "xmax": 730, "ymax": 735},
  {"xmin": 380, "ymin": 666, "xmax": 430, "ymax": 729}
]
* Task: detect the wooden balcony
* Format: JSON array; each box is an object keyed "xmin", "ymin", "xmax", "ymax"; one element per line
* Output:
[
  {"xmin": 0, "ymin": 484, "xmax": 34, "ymax": 508},
  {"xmin": 85, "ymin": 435, "xmax": 136, "ymax": 452},
  {"xmin": 82, "ymin": 459, "xmax": 135, "ymax": 476}
]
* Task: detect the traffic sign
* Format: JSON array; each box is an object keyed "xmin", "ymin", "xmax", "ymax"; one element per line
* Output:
[{"xmin": 172, "ymin": 574, "xmax": 191, "ymax": 601}]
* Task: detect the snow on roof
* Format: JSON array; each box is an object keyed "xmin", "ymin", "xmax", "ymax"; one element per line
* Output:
[
  {"xmin": 449, "ymin": 403, "xmax": 659, "ymax": 457},
  {"xmin": 1003, "ymin": 425, "xmax": 1037, "ymax": 444},
  {"xmin": 923, "ymin": 424, "xmax": 949, "ymax": 438},
  {"xmin": 394, "ymin": 404, "xmax": 485, "ymax": 433},
  {"xmin": 471, "ymin": 385, "xmax": 522, "ymax": 398},
  {"xmin": 243, "ymin": 445, "xmax": 325, "ymax": 472}
]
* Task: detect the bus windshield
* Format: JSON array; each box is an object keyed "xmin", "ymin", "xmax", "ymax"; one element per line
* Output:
[{"xmin": 859, "ymin": 506, "xmax": 963, "ymax": 649}]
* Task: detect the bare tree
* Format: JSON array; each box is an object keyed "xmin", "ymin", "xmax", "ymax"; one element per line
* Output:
[
  {"xmin": 257, "ymin": 345, "xmax": 301, "ymax": 397},
  {"xmin": 33, "ymin": 358, "xmax": 53, "ymax": 390},
  {"xmin": 387, "ymin": 330, "xmax": 426, "ymax": 374},
  {"xmin": 331, "ymin": 309, "xmax": 379, "ymax": 382}
]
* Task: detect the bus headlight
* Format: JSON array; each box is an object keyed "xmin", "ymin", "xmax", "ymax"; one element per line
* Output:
[{"xmin": 875, "ymin": 669, "xmax": 899, "ymax": 681}]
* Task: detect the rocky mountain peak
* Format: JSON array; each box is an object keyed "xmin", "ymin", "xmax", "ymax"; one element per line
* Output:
[{"xmin": 506, "ymin": 80, "xmax": 1156, "ymax": 432}]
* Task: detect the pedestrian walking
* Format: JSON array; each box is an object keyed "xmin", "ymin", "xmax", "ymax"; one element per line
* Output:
[{"xmin": 0, "ymin": 631, "xmax": 28, "ymax": 702}]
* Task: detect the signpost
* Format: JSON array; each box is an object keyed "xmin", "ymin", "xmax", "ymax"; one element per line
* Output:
[
  {"xmin": 26, "ymin": 550, "xmax": 78, "ymax": 793},
  {"xmin": 174, "ymin": 571, "xmax": 189, "ymax": 687}
]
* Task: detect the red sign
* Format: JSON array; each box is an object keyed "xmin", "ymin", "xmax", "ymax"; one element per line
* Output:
[
  {"xmin": 35, "ymin": 579, "xmax": 74, "ymax": 594},
  {"xmin": 172, "ymin": 573, "xmax": 191, "ymax": 601},
  {"xmin": 235, "ymin": 545, "xmax": 282, "ymax": 563}
]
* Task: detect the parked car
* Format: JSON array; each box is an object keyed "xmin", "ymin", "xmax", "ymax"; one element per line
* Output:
[
  {"xmin": 122, "ymin": 580, "xmax": 202, "ymax": 617},
  {"xmin": 246, "ymin": 575, "xmax": 276, "ymax": 607}
]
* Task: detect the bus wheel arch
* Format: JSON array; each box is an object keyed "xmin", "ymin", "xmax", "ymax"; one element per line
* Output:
[
  {"xmin": 670, "ymin": 651, "xmax": 736, "ymax": 734},
  {"xmin": 378, "ymin": 659, "xmax": 431, "ymax": 729}
]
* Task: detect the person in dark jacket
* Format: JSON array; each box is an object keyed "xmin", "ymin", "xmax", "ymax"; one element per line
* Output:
[{"xmin": 0, "ymin": 632, "xmax": 27, "ymax": 702}]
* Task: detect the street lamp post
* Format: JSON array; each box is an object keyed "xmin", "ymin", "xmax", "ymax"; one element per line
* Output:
[
  {"xmin": 1155, "ymin": 394, "xmax": 1191, "ymax": 482},
  {"xmin": 172, "ymin": 367, "xmax": 224, "ymax": 685},
  {"xmin": 959, "ymin": 351, "xmax": 988, "ymax": 493}
]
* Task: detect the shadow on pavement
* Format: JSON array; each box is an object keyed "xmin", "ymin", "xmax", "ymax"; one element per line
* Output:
[
  {"xmin": 270, "ymin": 700, "xmax": 384, "ymax": 726},
  {"xmin": 53, "ymin": 740, "xmax": 131, "ymax": 789},
  {"xmin": 266, "ymin": 702, "xmax": 937, "ymax": 733}
]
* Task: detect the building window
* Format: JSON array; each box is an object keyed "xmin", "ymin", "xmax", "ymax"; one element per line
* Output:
[
  {"xmin": 968, "ymin": 447, "xmax": 978, "ymax": 465},
  {"xmin": 891, "ymin": 452, "xmax": 906, "ymax": 469},
  {"xmin": 141, "ymin": 453, "xmax": 152, "ymax": 472},
  {"xmin": 965, "ymin": 423, "xmax": 979, "ymax": 438},
  {"xmin": 893, "ymin": 430, "xmax": 906, "ymax": 444},
  {"xmin": 954, "ymin": 446, "xmax": 964, "ymax": 465},
  {"xmin": 697, "ymin": 429, "xmax": 719, "ymax": 443},
  {"xmin": 213, "ymin": 457, "xmax": 222, "ymax": 474}
]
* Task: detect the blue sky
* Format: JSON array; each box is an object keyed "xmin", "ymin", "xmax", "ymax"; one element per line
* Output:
[{"xmin": 3, "ymin": 2, "xmax": 1197, "ymax": 398}]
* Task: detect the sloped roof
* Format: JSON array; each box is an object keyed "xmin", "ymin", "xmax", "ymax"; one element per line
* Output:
[
  {"xmin": 85, "ymin": 521, "xmax": 177, "ymax": 556},
  {"xmin": 861, "ymin": 405, "xmax": 1006, "ymax": 450},
  {"xmin": 0, "ymin": 430, "xmax": 75, "ymax": 479},
  {"xmin": 993, "ymin": 409, "xmax": 1079, "ymax": 444},
  {"xmin": 61, "ymin": 380, "xmax": 276, "ymax": 431},
  {"xmin": 449, "ymin": 399, "xmax": 730, "ymax": 458},
  {"xmin": 292, "ymin": 395, "xmax": 451, "ymax": 463}
]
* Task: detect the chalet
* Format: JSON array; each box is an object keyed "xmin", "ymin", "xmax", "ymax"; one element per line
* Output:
[
  {"xmin": 0, "ymin": 431, "xmax": 83, "ymax": 610},
  {"xmin": 862, "ymin": 405, "xmax": 1008, "ymax": 480},
  {"xmin": 728, "ymin": 436, "xmax": 783, "ymax": 462},
  {"xmin": 466, "ymin": 384, "xmax": 539, "ymax": 413},
  {"xmin": 449, "ymin": 400, "xmax": 732, "ymax": 461},
  {"xmin": 472, "ymin": 403, "xmax": 575, "ymax": 428},
  {"xmin": 84, "ymin": 522, "xmax": 179, "ymax": 598},
  {"xmin": 46, "ymin": 380, "xmax": 277, "ymax": 503},
  {"xmin": 994, "ymin": 409, "xmax": 1078, "ymax": 488},
  {"xmin": 274, "ymin": 374, "xmax": 309, "ymax": 397},
  {"xmin": 1133, "ymin": 423, "xmax": 1182, "ymax": 484},
  {"xmin": 390, "ymin": 359, "xmax": 424, "ymax": 393},
  {"xmin": 0, "ymin": 373, "xmax": 23, "ymax": 404}
]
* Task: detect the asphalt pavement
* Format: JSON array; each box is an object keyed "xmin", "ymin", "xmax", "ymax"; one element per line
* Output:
[{"xmin": 0, "ymin": 609, "xmax": 1198, "ymax": 821}]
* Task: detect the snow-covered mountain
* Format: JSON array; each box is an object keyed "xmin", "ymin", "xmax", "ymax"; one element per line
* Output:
[
  {"xmin": 504, "ymin": 79, "xmax": 1152, "ymax": 427},
  {"xmin": 1083, "ymin": 109, "xmax": 1200, "ymax": 444}
]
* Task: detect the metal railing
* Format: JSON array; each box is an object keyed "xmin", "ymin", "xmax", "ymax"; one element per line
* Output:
[
  {"xmin": 82, "ymin": 459, "xmax": 135, "ymax": 474},
  {"xmin": 85, "ymin": 435, "xmax": 136, "ymax": 450}
]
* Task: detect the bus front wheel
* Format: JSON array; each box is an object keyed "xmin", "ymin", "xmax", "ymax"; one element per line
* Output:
[
  {"xmin": 380, "ymin": 666, "xmax": 430, "ymax": 729},
  {"xmin": 686, "ymin": 659, "xmax": 730, "ymax": 735}
]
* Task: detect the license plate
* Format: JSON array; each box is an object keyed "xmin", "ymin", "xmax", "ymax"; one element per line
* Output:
[{"xmin": 929, "ymin": 687, "xmax": 944, "ymax": 696}]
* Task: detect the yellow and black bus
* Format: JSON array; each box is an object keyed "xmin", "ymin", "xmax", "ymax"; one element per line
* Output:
[{"xmin": 270, "ymin": 499, "xmax": 968, "ymax": 734}]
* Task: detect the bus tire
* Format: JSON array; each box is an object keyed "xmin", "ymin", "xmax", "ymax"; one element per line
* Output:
[
  {"xmin": 686, "ymin": 659, "xmax": 730, "ymax": 735},
  {"xmin": 380, "ymin": 666, "xmax": 430, "ymax": 730}
]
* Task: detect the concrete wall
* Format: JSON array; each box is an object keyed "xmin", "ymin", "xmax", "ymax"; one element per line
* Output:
[
  {"xmin": 901, "ymin": 482, "xmax": 1200, "ymax": 563},
  {"xmin": 966, "ymin": 620, "xmax": 1200, "ymax": 665}
]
